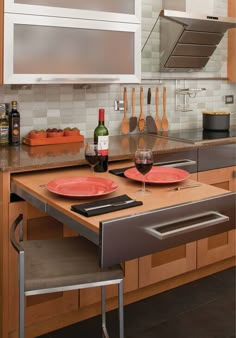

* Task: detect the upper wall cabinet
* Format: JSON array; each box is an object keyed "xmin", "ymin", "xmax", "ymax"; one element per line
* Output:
[
  {"xmin": 228, "ymin": 0, "xmax": 236, "ymax": 82},
  {"xmin": 4, "ymin": 0, "xmax": 141, "ymax": 84},
  {"xmin": 5, "ymin": 0, "xmax": 141, "ymax": 23},
  {"xmin": 0, "ymin": 0, "xmax": 3, "ymax": 84}
]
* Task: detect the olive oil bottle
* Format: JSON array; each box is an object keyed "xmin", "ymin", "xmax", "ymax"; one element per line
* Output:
[{"xmin": 9, "ymin": 101, "xmax": 20, "ymax": 146}]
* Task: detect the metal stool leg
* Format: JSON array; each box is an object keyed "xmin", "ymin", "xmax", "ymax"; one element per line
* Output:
[
  {"xmin": 19, "ymin": 251, "xmax": 25, "ymax": 338},
  {"xmin": 118, "ymin": 280, "xmax": 124, "ymax": 338},
  {"xmin": 101, "ymin": 286, "xmax": 109, "ymax": 337}
]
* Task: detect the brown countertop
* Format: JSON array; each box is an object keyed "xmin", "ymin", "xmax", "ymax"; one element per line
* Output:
[{"xmin": 0, "ymin": 133, "xmax": 235, "ymax": 173}]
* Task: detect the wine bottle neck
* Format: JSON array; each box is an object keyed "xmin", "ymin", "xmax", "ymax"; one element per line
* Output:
[{"xmin": 98, "ymin": 108, "xmax": 105, "ymax": 123}]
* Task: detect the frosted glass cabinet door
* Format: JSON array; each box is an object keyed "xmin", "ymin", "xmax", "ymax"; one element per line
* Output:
[
  {"xmin": 4, "ymin": 14, "xmax": 141, "ymax": 84},
  {"xmin": 5, "ymin": 0, "xmax": 141, "ymax": 23}
]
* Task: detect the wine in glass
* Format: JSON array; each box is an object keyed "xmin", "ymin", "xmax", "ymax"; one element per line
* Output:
[
  {"xmin": 134, "ymin": 149, "xmax": 153, "ymax": 194},
  {"xmin": 84, "ymin": 143, "xmax": 100, "ymax": 173}
]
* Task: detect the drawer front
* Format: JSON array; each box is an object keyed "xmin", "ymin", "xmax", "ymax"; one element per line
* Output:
[
  {"xmin": 198, "ymin": 144, "xmax": 236, "ymax": 171},
  {"xmin": 154, "ymin": 150, "xmax": 198, "ymax": 173},
  {"xmin": 99, "ymin": 193, "xmax": 235, "ymax": 267}
]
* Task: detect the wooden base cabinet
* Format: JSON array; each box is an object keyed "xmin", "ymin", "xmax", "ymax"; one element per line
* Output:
[
  {"xmin": 139, "ymin": 243, "xmax": 196, "ymax": 288},
  {"xmin": 197, "ymin": 166, "xmax": 236, "ymax": 268}
]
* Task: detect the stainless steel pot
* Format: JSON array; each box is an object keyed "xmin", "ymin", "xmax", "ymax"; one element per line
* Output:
[{"xmin": 202, "ymin": 112, "xmax": 230, "ymax": 131}]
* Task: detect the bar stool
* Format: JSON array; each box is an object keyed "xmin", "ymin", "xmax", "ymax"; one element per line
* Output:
[{"xmin": 10, "ymin": 214, "xmax": 124, "ymax": 338}]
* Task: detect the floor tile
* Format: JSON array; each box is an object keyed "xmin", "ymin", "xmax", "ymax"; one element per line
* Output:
[{"xmin": 37, "ymin": 267, "xmax": 235, "ymax": 338}]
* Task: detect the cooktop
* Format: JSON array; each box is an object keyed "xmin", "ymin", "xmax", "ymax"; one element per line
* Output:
[{"xmin": 156, "ymin": 128, "xmax": 236, "ymax": 143}]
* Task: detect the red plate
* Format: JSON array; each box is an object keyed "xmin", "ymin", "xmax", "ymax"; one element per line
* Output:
[
  {"xmin": 46, "ymin": 176, "xmax": 118, "ymax": 197},
  {"xmin": 124, "ymin": 166, "xmax": 190, "ymax": 184}
]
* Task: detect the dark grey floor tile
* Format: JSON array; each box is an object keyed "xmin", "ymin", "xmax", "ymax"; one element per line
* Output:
[
  {"xmin": 136, "ymin": 292, "xmax": 235, "ymax": 338},
  {"xmin": 37, "ymin": 267, "xmax": 235, "ymax": 338}
]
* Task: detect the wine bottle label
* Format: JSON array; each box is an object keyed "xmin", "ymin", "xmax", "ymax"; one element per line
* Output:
[{"xmin": 97, "ymin": 135, "xmax": 109, "ymax": 156}]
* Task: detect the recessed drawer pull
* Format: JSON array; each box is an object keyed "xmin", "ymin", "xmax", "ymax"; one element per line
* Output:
[
  {"xmin": 156, "ymin": 159, "xmax": 196, "ymax": 168},
  {"xmin": 146, "ymin": 211, "xmax": 229, "ymax": 240}
]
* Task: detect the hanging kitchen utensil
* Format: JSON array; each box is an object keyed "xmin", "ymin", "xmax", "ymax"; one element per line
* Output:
[
  {"xmin": 146, "ymin": 88, "xmax": 157, "ymax": 134},
  {"xmin": 129, "ymin": 88, "xmax": 137, "ymax": 133},
  {"xmin": 138, "ymin": 87, "xmax": 145, "ymax": 132},
  {"xmin": 121, "ymin": 87, "xmax": 129, "ymax": 134},
  {"xmin": 155, "ymin": 87, "xmax": 161, "ymax": 131},
  {"xmin": 161, "ymin": 86, "xmax": 168, "ymax": 131}
]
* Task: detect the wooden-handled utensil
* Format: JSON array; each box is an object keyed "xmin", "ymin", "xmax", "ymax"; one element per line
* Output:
[
  {"xmin": 129, "ymin": 88, "xmax": 137, "ymax": 132},
  {"xmin": 161, "ymin": 86, "xmax": 168, "ymax": 131},
  {"xmin": 121, "ymin": 87, "xmax": 129, "ymax": 134},
  {"xmin": 155, "ymin": 87, "xmax": 161, "ymax": 131},
  {"xmin": 138, "ymin": 87, "xmax": 145, "ymax": 132},
  {"xmin": 146, "ymin": 88, "xmax": 157, "ymax": 134}
]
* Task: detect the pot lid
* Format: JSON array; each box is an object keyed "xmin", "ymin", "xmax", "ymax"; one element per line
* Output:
[{"xmin": 202, "ymin": 111, "xmax": 230, "ymax": 115}]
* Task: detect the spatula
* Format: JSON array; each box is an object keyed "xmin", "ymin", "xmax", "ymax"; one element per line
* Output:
[
  {"xmin": 155, "ymin": 87, "xmax": 161, "ymax": 131},
  {"xmin": 129, "ymin": 88, "xmax": 137, "ymax": 133},
  {"xmin": 121, "ymin": 87, "xmax": 129, "ymax": 134},
  {"xmin": 146, "ymin": 88, "xmax": 157, "ymax": 134},
  {"xmin": 161, "ymin": 86, "xmax": 168, "ymax": 131},
  {"xmin": 138, "ymin": 87, "xmax": 145, "ymax": 132}
]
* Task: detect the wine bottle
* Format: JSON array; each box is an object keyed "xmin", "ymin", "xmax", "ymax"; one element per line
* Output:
[
  {"xmin": 9, "ymin": 101, "xmax": 20, "ymax": 146},
  {"xmin": 94, "ymin": 108, "xmax": 109, "ymax": 172}
]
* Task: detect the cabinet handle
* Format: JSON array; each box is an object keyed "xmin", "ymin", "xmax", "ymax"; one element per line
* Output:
[
  {"xmin": 155, "ymin": 159, "xmax": 196, "ymax": 168},
  {"xmin": 146, "ymin": 211, "xmax": 229, "ymax": 240},
  {"xmin": 36, "ymin": 77, "xmax": 120, "ymax": 83},
  {"xmin": 10, "ymin": 214, "xmax": 24, "ymax": 253},
  {"xmin": 232, "ymin": 170, "xmax": 236, "ymax": 179}
]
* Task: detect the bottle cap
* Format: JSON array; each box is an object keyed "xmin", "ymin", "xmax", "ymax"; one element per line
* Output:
[
  {"xmin": 99, "ymin": 108, "xmax": 105, "ymax": 121},
  {"xmin": 11, "ymin": 101, "xmax": 17, "ymax": 109}
]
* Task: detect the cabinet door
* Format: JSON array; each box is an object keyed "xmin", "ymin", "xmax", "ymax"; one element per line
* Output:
[
  {"xmin": 197, "ymin": 166, "xmax": 236, "ymax": 268},
  {"xmin": 4, "ymin": 13, "xmax": 141, "ymax": 84},
  {"xmin": 8, "ymin": 202, "xmax": 79, "ymax": 333},
  {"xmin": 139, "ymin": 243, "xmax": 196, "ymax": 288},
  {"xmin": 228, "ymin": 0, "xmax": 236, "ymax": 82},
  {"xmin": 5, "ymin": 0, "xmax": 141, "ymax": 23}
]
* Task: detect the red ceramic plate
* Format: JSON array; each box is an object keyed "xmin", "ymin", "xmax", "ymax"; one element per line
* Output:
[
  {"xmin": 46, "ymin": 176, "xmax": 118, "ymax": 197},
  {"xmin": 124, "ymin": 166, "xmax": 190, "ymax": 184}
]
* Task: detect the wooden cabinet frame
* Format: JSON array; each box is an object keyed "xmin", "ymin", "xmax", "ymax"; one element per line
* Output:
[
  {"xmin": 0, "ymin": 0, "xmax": 3, "ymax": 83},
  {"xmin": 228, "ymin": 0, "xmax": 236, "ymax": 82},
  {"xmin": 197, "ymin": 166, "xmax": 236, "ymax": 267}
]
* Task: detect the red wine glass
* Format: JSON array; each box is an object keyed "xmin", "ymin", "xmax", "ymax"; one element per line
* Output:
[
  {"xmin": 84, "ymin": 143, "xmax": 100, "ymax": 173},
  {"xmin": 134, "ymin": 149, "xmax": 153, "ymax": 194}
]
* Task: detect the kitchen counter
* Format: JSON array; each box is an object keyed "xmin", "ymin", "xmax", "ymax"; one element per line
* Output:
[
  {"xmin": 0, "ymin": 133, "xmax": 235, "ymax": 172},
  {"xmin": 1, "ymin": 133, "xmax": 235, "ymax": 338}
]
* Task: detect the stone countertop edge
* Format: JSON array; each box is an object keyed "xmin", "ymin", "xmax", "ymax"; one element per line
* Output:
[{"xmin": 0, "ymin": 134, "xmax": 235, "ymax": 173}]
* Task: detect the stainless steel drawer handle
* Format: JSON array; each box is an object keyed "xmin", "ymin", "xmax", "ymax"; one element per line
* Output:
[
  {"xmin": 146, "ymin": 211, "xmax": 229, "ymax": 240},
  {"xmin": 156, "ymin": 159, "xmax": 196, "ymax": 168}
]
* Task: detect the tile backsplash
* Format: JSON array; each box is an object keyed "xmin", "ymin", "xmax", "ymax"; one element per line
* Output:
[{"xmin": 0, "ymin": 0, "xmax": 235, "ymax": 138}]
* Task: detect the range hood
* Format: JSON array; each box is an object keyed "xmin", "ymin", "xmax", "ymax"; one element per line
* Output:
[{"xmin": 160, "ymin": 9, "xmax": 236, "ymax": 71}]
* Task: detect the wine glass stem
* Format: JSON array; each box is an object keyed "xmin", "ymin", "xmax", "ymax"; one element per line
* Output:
[{"xmin": 142, "ymin": 179, "xmax": 146, "ymax": 192}]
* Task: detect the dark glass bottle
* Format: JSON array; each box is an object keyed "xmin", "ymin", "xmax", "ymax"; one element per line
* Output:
[
  {"xmin": 94, "ymin": 108, "xmax": 109, "ymax": 172},
  {"xmin": 0, "ymin": 106, "xmax": 9, "ymax": 145},
  {"xmin": 9, "ymin": 101, "xmax": 20, "ymax": 146}
]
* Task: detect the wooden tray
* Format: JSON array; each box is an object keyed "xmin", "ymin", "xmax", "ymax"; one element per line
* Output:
[{"xmin": 22, "ymin": 134, "xmax": 84, "ymax": 146}]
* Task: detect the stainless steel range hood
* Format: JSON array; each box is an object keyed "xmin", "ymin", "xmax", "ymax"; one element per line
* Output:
[{"xmin": 160, "ymin": 9, "xmax": 236, "ymax": 71}]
